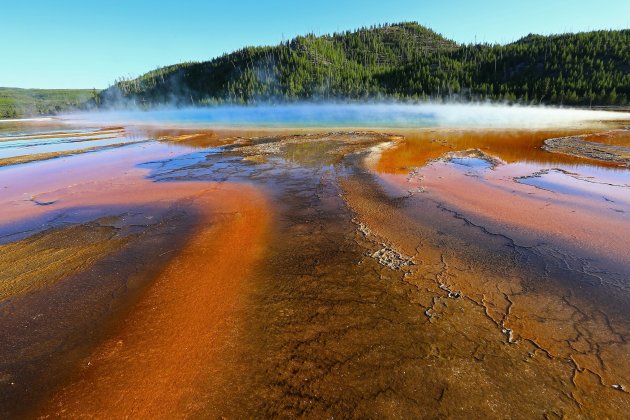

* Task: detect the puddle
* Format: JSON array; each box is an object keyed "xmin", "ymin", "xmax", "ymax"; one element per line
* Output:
[
  {"xmin": 516, "ymin": 168, "xmax": 630, "ymax": 207},
  {"xmin": 449, "ymin": 156, "xmax": 493, "ymax": 169}
]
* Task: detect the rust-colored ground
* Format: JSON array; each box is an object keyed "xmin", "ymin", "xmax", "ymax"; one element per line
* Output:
[
  {"xmin": 1, "ymin": 123, "xmax": 629, "ymax": 418},
  {"xmin": 584, "ymin": 129, "xmax": 630, "ymax": 147},
  {"xmin": 0, "ymin": 137, "xmax": 271, "ymax": 417},
  {"xmin": 373, "ymin": 128, "xmax": 622, "ymax": 174},
  {"xmin": 38, "ymin": 183, "xmax": 270, "ymax": 418}
]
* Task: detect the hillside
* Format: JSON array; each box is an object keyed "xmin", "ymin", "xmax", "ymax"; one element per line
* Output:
[
  {"xmin": 0, "ymin": 88, "xmax": 96, "ymax": 119},
  {"xmin": 99, "ymin": 22, "xmax": 630, "ymax": 107}
]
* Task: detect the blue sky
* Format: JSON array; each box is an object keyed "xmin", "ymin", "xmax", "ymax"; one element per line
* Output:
[{"xmin": 2, "ymin": 0, "xmax": 629, "ymax": 89}]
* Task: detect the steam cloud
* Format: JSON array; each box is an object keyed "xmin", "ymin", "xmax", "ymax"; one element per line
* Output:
[{"xmin": 62, "ymin": 103, "xmax": 629, "ymax": 129}]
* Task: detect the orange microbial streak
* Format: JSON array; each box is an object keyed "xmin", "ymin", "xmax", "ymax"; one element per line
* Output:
[
  {"xmin": 38, "ymin": 182, "xmax": 271, "ymax": 418},
  {"xmin": 0, "ymin": 134, "xmax": 271, "ymax": 417}
]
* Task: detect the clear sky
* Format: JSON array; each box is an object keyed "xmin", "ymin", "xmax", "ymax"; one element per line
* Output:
[{"xmin": 2, "ymin": 0, "xmax": 629, "ymax": 89}]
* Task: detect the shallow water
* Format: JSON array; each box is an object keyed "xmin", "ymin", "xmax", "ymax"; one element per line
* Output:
[
  {"xmin": 0, "ymin": 109, "xmax": 629, "ymax": 418},
  {"xmin": 0, "ymin": 134, "xmax": 132, "ymax": 159}
]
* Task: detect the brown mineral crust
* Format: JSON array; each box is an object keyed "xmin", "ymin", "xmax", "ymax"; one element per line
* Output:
[{"xmin": 543, "ymin": 134, "xmax": 630, "ymax": 165}]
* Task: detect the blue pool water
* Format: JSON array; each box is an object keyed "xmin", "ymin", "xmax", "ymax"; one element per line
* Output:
[{"xmin": 60, "ymin": 103, "xmax": 630, "ymax": 129}]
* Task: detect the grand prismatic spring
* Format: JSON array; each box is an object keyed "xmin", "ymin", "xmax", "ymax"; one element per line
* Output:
[{"xmin": 0, "ymin": 104, "xmax": 629, "ymax": 418}]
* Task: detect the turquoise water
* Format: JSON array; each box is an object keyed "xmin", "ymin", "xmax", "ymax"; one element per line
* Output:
[{"xmin": 61, "ymin": 104, "xmax": 630, "ymax": 129}]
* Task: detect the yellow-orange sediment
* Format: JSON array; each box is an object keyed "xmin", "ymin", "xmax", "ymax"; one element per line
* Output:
[{"xmin": 38, "ymin": 183, "xmax": 270, "ymax": 417}]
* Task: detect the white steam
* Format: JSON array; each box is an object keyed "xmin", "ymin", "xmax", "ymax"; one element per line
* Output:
[{"xmin": 61, "ymin": 103, "xmax": 629, "ymax": 129}]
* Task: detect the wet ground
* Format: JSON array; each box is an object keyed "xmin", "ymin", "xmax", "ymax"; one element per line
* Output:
[{"xmin": 0, "ymin": 117, "xmax": 629, "ymax": 418}]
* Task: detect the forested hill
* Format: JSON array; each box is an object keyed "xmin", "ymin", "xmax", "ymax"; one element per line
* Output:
[
  {"xmin": 0, "ymin": 88, "xmax": 96, "ymax": 119},
  {"xmin": 98, "ymin": 22, "xmax": 630, "ymax": 107}
]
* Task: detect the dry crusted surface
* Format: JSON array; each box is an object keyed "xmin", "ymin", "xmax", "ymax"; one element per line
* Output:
[
  {"xmin": 543, "ymin": 132, "xmax": 630, "ymax": 166},
  {"xmin": 0, "ymin": 217, "xmax": 137, "ymax": 301}
]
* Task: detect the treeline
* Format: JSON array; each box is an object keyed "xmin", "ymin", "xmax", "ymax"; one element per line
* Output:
[
  {"xmin": 98, "ymin": 22, "xmax": 630, "ymax": 107},
  {"xmin": 0, "ymin": 88, "xmax": 97, "ymax": 119},
  {"xmin": 384, "ymin": 30, "xmax": 630, "ymax": 105}
]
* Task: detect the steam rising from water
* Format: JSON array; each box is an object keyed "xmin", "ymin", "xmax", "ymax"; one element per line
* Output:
[{"xmin": 62, "ymin": 103, "xmax": 629, "ymax": 129}]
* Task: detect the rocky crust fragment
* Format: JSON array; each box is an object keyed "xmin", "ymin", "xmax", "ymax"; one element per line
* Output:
[
  {"xmin": 371, "ymin": 246, "xmax": 415, "ymax": 270},
  {"xmin": 543, "ymin": 134, "xmax": 630, "ymax": 166}
]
